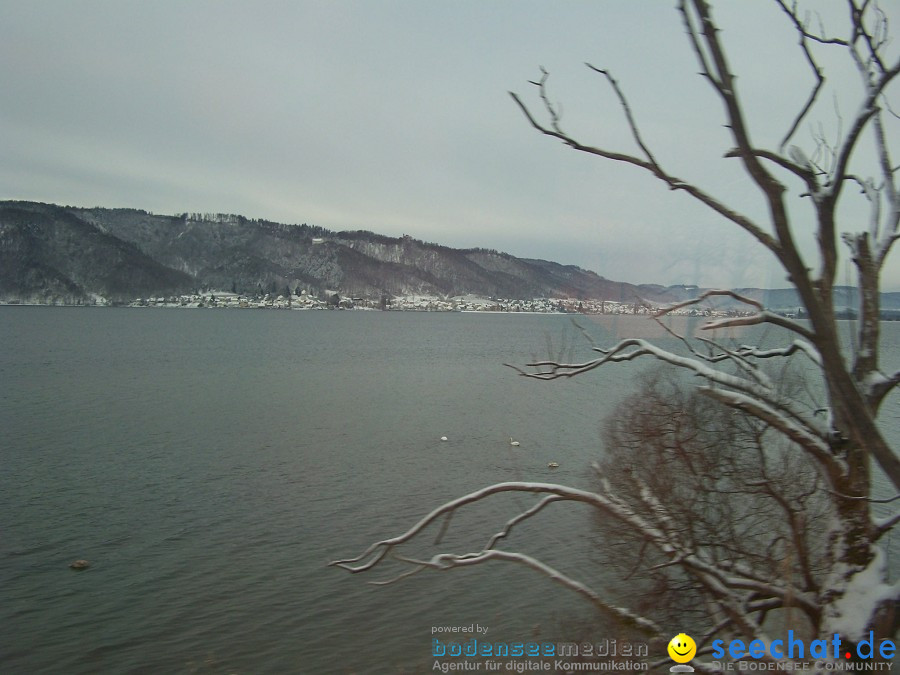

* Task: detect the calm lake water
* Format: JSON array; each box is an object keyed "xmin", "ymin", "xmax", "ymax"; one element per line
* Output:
[{"xmin": 2, "ymin": 308, "xmax": 898, "ymax": 674}]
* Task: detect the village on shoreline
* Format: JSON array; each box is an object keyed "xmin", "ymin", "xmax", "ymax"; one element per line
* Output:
[
  {"xmin": 0, "ymin": 290, "xmax": 754, "ymax": 316},
  {"xmin": 123, "ymin": 290, "xmax": 749, "ymax": 317},
  {"xmin": 7, "ymin": 290, "xmax": 894, "ymax": 320}
]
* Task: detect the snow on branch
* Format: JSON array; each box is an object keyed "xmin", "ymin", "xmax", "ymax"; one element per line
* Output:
[
  {"xmin": 697, "ymin": 386, "xmax": 837, "ymax": 468},
  {"xmin": 695, "ymin": 338, "xmax": 823, "ymax": 384},
  {"xmin": 646, "ymin": 313, "xmax": 775, "ymax": 389},
  {"xmin": 823, "ymin": 42, "xmax": 898, "ymax": 205},
  {"xmin": 393, "ymin": 548, "xmax": 662, "ymax": 634},
  {"xmin": 860, "ymin": 368, "xmax": 900, "ymax": 409},
  {"xmin": 654, "ymin": 290, "xmax": 815, "ymax": 341},
  {"xmin": 329, "ymin": 481, "xmax": 668, "ymax": 632},
  {"xmin": 330, "ymin": 482, "xmax": 578, "ymax": 573},
  {"xmin": 874, "ymin": 511, "xmax": 900, "ymax": 540},
  {"xmin": 333, "ymin": 0, "xmax": 900, "ymax": 657},
  {"xmin": 708, "ymin": 340, "xmax": 822, "ymax": 368},
  {"xmin": 656, "ymin": 289, "xmax": 764, "ymax": 315},
  {"xmin": 511, "ymin": 337, "xmax": 830, "ymax": 456},
  {"xmin": 482, "ymin": 494, "xmax": 563, "ymax": 550},
  {"xmin": 647, "ymin": 312, "xmax": 819, "ymax": 396},
  {"xmin": 700, "ymin": 312, "xmax": 815, "ymax": 341},
  {"xmin": 332, "ymin": 477, "xmax": 819, "ymax": 629}
]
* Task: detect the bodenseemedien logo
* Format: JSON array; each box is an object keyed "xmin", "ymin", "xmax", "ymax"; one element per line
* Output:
[{"xmin": 668, "ymin": 633, "xmax": 696, "ymax": 672}]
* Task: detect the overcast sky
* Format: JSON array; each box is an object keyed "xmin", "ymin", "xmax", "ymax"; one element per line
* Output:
[{"xmin": 2, "ymin": 1, "xmax": 898, "ymax": 290}]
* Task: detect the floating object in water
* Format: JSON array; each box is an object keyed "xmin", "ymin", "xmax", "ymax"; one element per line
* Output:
[
  {"xmin": 69, "ymin": 560, "xmax": 90, "ymax": 570},
  {"xmin": 440, "ymin": 436, "xmax": 448, "ymax": 442},
  {"xmin": 547, "ymin": 462, "xmax": 560, "ymax": 469},
  {"xmin": 509, "ymin": 437, "xmax": 520, "ymax": 447}
]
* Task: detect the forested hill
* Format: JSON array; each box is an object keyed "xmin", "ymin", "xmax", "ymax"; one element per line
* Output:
[
  {"xmin": 1, "ymin": 200, "xmax": 898, "ymax": 311},
  {"xmin": 0, "ymin": 201, "xmax": 677, "ymax": 305}
]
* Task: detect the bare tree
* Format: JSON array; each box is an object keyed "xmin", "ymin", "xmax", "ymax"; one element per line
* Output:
[
  {"xmin": 593, "ymin": 367, "xmax": 834, "ymax": 652},
  {"xmin": 332, "ymin": 1, "xmax": 899, "ymax": 670}
]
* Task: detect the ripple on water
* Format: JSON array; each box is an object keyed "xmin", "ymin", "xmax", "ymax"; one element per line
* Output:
[{"xmin": 3, "ymin": 309, "xmax": 899, "ymax": 673}]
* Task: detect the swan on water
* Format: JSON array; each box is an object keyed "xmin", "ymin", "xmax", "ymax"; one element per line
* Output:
[{"xmin": 509, "ymin": 437, "xmax": 520, "ymax": 446}]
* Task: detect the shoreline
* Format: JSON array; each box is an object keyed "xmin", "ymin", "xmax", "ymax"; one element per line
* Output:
[{"xmin": 1, "ymin": 302, "xmax": 890, "ymax": 321}]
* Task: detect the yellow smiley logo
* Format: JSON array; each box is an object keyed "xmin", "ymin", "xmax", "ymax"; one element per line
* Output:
[{"xmin": 667, "ymin": 633, "xmax": 696, "ymax": 663}]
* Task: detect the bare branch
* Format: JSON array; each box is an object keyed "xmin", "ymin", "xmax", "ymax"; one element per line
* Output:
[
  {"xmin": 338, "ymin": 0, "xmax": 900, "ymax": 652},
  {"xmin": 709, "ymin": 340, "xmax": 823, "ymax": 369},
  {"xmin": 850, "ymin": 0, "xmax": 888, "ymax": 73},
  {"xmin": 773, "ymin": 0, "xmax": 830, "ymax": 148},
  {"xmin": 691, "ymin": 335, "xmax": 779, "ymax": 389},
  {"xmin": 331, "ymin": 481, "xmax": 668, "ymax": 633},
  {"xmin": 883, "ymin": 95, "xmax": 900, "ymax": 120},
  {"xmin": 330, "ymin": 482, "xmax": 615, "ymax": 572},
  {"xmin": 868, "ymin": 369, "xmax": 900, "ymax": 404},
  {"xmin": 656, "ymin": 289, "xmax": 764, "ymax": 315},
  {"xmin": 584, "ymin": 62, "xmax": 661, "ymax": 169},
  {"xmin": 654, "ymin": 289, "xmax": 815, "ymax": 341},
  {"xmin": 334, "ymin": 475, "xmax": 821, "ymax": 623},
  {"xmin": 484, "ymin": 494, "xmax": 564, "ymax": 550},
  {"xmin": 683, "ymin": 0, "xmax": 820, "ymax": 310},
  {"xmin": 744, "ymin": 474, "xmax": 819, "ymax": 593},
  {"xmin": 725, "ymin": 147, "xmax": 820, "ymax": 191},
  {"xmin": 517, "ymin": 335, "xmax": 838, "ymax": 478},
  {"xmin": 508, "ymin": 91, "xmax": 780, "ymax": 255},
  {"xmin": 403, "ymin": 548, "xmax": 663, "ymax": 634},
  {"xmin": 871, "ymin": 110, "xmax": 900, "ymax": 266},
  {"xmin": 697, "ymin": 386, "xmax": 838, "ymax": 468},
  {"xmin": 874, "ymin": 512, "xmax": 900, "ymax": 540},
  {"xmin": 530, "ymin": 66, "xmax": 563, "ymax": 134},
  {"xmin": 700, "ymin": 312, "xmax": 817, "ymax": 342},
  {"xmin": 774, "ymin": 0, "xmax": 849, "ymax": 46},
  {"xmin": 368, "ymin": 562, "xmax": 428, "ymax": 586},
  {"xmin": 829, "ymin": 490, "xmax": 900, "ymax": 504},
  {"xmin": 824, "ymin": 56, "xmax": 899, "ymax": 202}
]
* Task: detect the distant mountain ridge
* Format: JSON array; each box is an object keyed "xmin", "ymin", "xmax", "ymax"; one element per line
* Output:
[
  {"xmin": 1, "ymin": 200, "xmax": 898, "ymax": 310},
  {"xmin": 0, "ymin": 201, "xmax": 675, "ymax": 305}
]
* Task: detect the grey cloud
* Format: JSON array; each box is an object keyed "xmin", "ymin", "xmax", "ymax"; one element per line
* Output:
[{"xmin": 1, "ymin": 1, "xmax": 897, "ymax": 289}]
